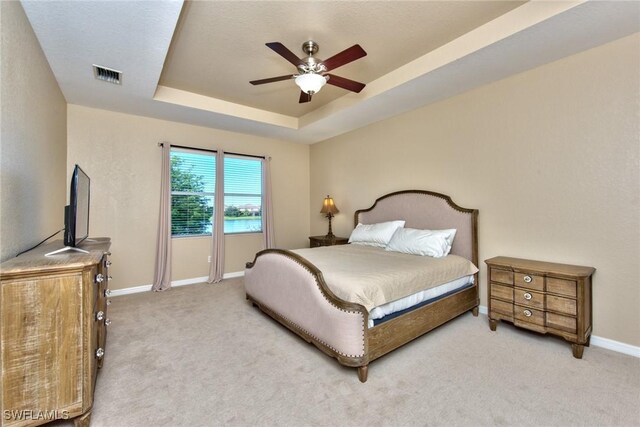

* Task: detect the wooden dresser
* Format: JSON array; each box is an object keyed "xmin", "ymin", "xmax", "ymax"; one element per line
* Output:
[
  {"xmin": 0, "ymin": 239, "xmax": 112, "ymax": 426},
  {"xmin": 485, "ymin": 256, "xmax": 595, "ymax": 358},
  {"xmin": 308, "ymin": 235, "xmax": 349, "ymax": 248}
]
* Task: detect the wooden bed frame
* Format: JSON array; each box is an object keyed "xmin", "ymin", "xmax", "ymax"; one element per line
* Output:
[{"xmin": 245, "ymin": 190, "xmax": 479, "ymax": 382}]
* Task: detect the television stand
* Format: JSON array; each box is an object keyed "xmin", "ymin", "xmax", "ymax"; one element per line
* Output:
[
  {"xmin": 1, "ymin": 238, "xmax": 112, "ymax": 426},
  {"xmin": 45, "ymin": 245, "xmax": 90, "ymax": 257}
]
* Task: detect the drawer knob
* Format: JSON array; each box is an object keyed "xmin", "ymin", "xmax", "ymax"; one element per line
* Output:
[
  {"xmin": 108, "ymin": 275, "xmax": 113, "ymax": 281},
  {"xmin": 96, "ymin": 311, "xmax": 105, "ymax": 321},
  {"xmin": 523, "ymin": 275, "xmax": 532, "ymax": 283},
  {"xmin": 523, "ymin": 292, "xmax": 532, "ymax": 300},
  {"xmin": 523, "ymin": 309, "xmax": 532, "ymax": 317},
  {"xmin": 105, "ymin": 260, "xmax": 112, "ymax": 267},
  {"xmin": 95, "ymin": 273, "xmax": 104, "ymax": 283},
  {"xmin": 96, "ymin": 348, "xmax": 105, "ymax": 359},
  {"xmin": 106, "ymin": 299, "xmax": 112, "ymax": 306},
  {"xmin": 105, "ymin": 318, "xmax": 112, "ymax": 326}
]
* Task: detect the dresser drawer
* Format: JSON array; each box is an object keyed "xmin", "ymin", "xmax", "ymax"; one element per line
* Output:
[
  {"xmin": 490, "ymin": 283, "xmax": 513, "ymax": 302},
  {"xmin": 514, "ymin": 305, "xmax": 545, "ymax": 327},
  {"xmin": 546, "ymin": 312, "xmax": 577, "ymax": 333},
  {"xmin": 490, "ymin": 268, "xmax": 513, "ymax": 285},
  {"xmin": 485, "ymin": 256, "xmax": 594, "ymax": 359},
  {"xmin": 546, "ymin": 294, "xmax": 577, "ymax": 316},
  {"xmin": 547, "ymin": 277, "xmax": 577, "ymax": 298},
  {"xmin": 514, "ymin": 287, "xmax": 544, "ymax": 310},
  {"xmin": 514, "ymin": 272, "xmax": 544, "ymax": 291},
  {"xmin": 490, "ymin": 298, "xmax": 513, "ymax": 317}
]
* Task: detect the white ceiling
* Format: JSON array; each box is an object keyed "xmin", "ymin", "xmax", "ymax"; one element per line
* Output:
[{"xmin": 21, "ymin": 0, "xmax": 640, "ymax": 144}]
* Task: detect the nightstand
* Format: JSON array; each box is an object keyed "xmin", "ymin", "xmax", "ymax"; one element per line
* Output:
[
  {"xmin": 485, "ymin": 256, "xmax": 595, "ymax": 359},
  {"xmin": 309, "ymin": 235, "xmax": 349, "ymax": 248}
]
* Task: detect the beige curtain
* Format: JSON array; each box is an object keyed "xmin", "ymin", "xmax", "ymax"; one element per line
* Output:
[
  {"xmin": 152, "ymin": 143, "xmax": 172, "ymax": 291},
  {"xmin": 262, "ymin": 156, "xmax": 274, "ymax": 249},
  {"xmin": 208, "ymin": 149, "xmax": 225, "ymax": 283}
]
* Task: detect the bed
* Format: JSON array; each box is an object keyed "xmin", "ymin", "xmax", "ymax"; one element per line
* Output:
[{"xmin": 244, "ymin": 190, "xmax": 479, "ymax": 382}]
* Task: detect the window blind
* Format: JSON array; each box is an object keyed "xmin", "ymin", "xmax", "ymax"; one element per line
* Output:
[
  {"xmin": 170, "ymin": 148, "xmax": 215, "ymax": 236},
  {"xmin": 169, "ymin": 148, "xmax": 263, "ymax": 236},
  {"xmin": 224, "ymin": 155, "xmax": 263, "ymax": 234}
]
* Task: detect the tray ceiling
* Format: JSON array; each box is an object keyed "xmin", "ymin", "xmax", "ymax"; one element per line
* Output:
[
  {"xmin": 21, "ymin": 1, "xmax": 640, "ymax": 144},
  {"xmin": 160, "ymin": 1, "xmax": 524, "ymax": 117}
]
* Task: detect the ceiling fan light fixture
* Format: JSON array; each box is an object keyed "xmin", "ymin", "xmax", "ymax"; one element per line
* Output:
[{"xmin": 295, "ymin": 73, "xmax": 327, "ymax": 95}]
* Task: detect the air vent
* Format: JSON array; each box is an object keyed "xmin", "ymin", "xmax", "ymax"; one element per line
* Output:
[{"xmin": 93, "ymin": 65, "xmax": 122, "ymax": 85}]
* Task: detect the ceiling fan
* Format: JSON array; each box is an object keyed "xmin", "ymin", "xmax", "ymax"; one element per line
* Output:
[{"xmin": 250, "ymin": 41, "xmax": 367, "ymax": 103}]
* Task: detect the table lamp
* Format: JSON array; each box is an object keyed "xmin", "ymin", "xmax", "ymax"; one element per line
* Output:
[{"xmin": 320, "ymin": 195, "xmax": 339, "ymax": 238}]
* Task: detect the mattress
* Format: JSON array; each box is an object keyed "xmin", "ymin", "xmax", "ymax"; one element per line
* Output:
[{"xmin": 368, "ymin": 275, "xmax": 474, "ymax": 328}]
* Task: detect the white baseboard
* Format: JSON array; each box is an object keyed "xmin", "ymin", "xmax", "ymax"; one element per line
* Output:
[
  {"xmin": 589, "ymin": 336, "xmax": 640, "ymax": 358},
  {"xmin": 478, "ymin": 305, "xmax": 639, "ymax": 358},
  {"xmin": 109, "ymin": 271, "xmax": 244, "ymax": 297}
]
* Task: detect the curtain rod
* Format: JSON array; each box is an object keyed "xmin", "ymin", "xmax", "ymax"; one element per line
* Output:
[{"xmin": 157, "ymin": 142, "xmax": 266, "ymax": 160}]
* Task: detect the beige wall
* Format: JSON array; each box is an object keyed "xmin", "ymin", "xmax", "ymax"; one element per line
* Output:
[
  {"xmin": 310, "ymin": 34, "xmax": 640, "ymax": 346},
  {"xmin": 67, "ymin": 105, "xmax": 310, "ymax": 290},
  {"xmin": 0, "ymin": 2, "xmax": 67, "ymax": 262}
]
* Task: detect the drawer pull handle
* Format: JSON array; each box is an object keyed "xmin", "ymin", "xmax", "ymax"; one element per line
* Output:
[
  {"xmin": 96, "ymin": 348, "xmax": 105, "ymax": 359},
  {"xmin": 105, "ymin": 318, "xmax": 111, "ymax": 326},
  {"xmin": 523, "ymin": 292, "xmax": 532, "ymax": 300},
  {"xmin": 104, "ymin": 289, "xmax": 111, "ymax": 297},
  {"xmin": 523, "ymin": 309, "xmax": 532, "ymax": 317},
  {"xmin": 95, "ymin": 311, "xmax": 104, "ymax": 321},
  {"xmin": 95, "ymin": 273, "xmax": 104, "ymax": 284},
  {"xmin": 523, "ymin": 275, "xmax": 532, "ymax": 283}
]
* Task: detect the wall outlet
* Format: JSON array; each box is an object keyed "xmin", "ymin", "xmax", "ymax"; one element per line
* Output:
[{"xmin": 207, "ymin": 256, "xmax": 211, "ymax": 263}]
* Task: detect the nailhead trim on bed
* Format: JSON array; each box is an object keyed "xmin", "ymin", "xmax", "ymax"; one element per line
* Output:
[
  {"xmin": 288, "ymin": 255, "xmax": 366, "ymax": 316},
  {"xmin": 285, "ymin": 256, "xmax": 366, "ymax": 357},
  {"xmin": 254, "ymin": 254, "xmax": 366, "ymax": 357},
  {"xmin": 269, "ymin": 302, "xmax": 364, "ymax": 358}
]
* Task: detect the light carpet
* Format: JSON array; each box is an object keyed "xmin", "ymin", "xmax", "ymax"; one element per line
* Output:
[{"xmin": 67, "ymin": 278, "xmax": 639, "ymax": 426}]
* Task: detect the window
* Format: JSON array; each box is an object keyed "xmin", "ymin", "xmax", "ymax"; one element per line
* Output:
[
  {"xmin": 170, "ymin": 148, "xmax": 262, "ymax": 237},
  {"xmin": 224, "ymin": 155, "xmax": 263, "ymax": 234},
  {"xmin": 170, "ymin": 148, "xmax": 215, "ymax": 237}
]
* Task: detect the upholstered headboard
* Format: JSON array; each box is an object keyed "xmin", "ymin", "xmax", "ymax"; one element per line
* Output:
[{"xmin": 354, "ymin": 190, "xmax": 478, "ymax": 265}]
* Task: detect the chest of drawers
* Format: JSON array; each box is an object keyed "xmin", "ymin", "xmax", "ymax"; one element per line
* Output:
[
  {"xmin": 485, "ymin": 256, "xmax": 595, "ymax": 359},
  {"xmin": 0, "ymin": 239, "xmax": 112, "ymax": 426}
]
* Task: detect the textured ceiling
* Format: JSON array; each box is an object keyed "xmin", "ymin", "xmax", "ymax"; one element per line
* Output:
[{"xmin": 160, "ymin": 1, "xmax": 524, "ymax": 117}]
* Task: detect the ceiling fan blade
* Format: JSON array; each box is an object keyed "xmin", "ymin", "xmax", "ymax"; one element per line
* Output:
[
  {"xmin": 325, "ymin": 74, "xmax": 366, "ymax": 93},
  {"xmin": 250, "ymin": 75, "xmax": 295, "ymax": 85},
  {"xmin": 299, "ymin": 91, "xmax": 312, "ymax": 103},
  {"xmin": 266, "ymin": 42, "xmax": 304, "ymax": 67},
  {"xmin": 321, "ymin": 44, "xmax": 367, "ymax": 71}
]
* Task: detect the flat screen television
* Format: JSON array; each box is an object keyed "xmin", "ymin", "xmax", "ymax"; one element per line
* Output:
[
  {"xmin": 64, "ymin": 165, "xmax": 90, "ymax": 247},
  {"xmin": 46, "ymin": 165, "xmax": 90, "ymax": 256}
]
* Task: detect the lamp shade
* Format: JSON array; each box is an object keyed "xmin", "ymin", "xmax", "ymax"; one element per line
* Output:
[
  {"xmin": 320, "ymin": 195, "xmax": 339, "ymax": 215},
  {"xmin": 295, "ymin": 73, "xmax": 327, "ymax": 95}
]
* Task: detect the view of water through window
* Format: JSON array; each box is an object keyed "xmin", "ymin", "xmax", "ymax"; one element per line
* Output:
[{"xmin": 170, "ymin": 149, "xmax": 263, "ymax": 236}]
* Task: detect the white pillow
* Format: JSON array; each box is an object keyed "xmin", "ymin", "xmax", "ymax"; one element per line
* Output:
[
  {"xmin": 428, "ymin": 229, "xmax": 457, "ymax": 256},
  {"xmin": 385, "ymin": 227, "xmax": 450, "ymax": 257},
  {"xmin": 348, "ymin": 220, "xmax": 405, "ymax": 247}
]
